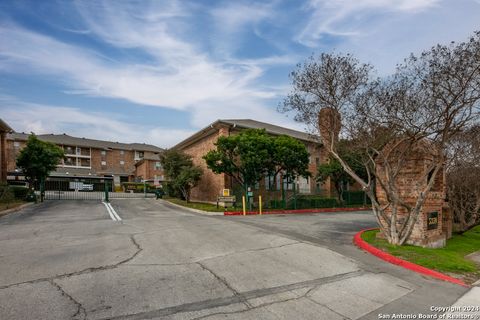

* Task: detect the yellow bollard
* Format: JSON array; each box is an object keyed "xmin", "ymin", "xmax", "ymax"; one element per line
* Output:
[
  {"xmin": 242, "ymin": 195, "xmax": 246, "ymax": 216},
  {"xmin": 259, "ymin": 195, "xmax": 262, "ymax": 215}
]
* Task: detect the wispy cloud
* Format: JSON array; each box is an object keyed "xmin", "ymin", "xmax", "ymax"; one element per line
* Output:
[
  {"xmin": 0, "ymin": 0, "xmax": 296, "ymax": 132},
  {"xmin": 296, "ymin": 0, "xmax": 440, "ymax": 47},
  {"xmin": 0, "ymin": 95, "xmax": 194, "ymax": 147}
]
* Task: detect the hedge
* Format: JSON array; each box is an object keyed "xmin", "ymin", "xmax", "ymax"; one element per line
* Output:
[
  {"xmin": 121, "ymin": 182, "xmax": 157, "ymax": 193},
  {"xmin": 8, "ymin": 186, "xmax": 29, "ymax": 200}
]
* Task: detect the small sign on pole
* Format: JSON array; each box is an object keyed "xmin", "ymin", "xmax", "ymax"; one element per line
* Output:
[{"xmin": 222, "ymin": 189, "xmax": 230, "ymax": 196}]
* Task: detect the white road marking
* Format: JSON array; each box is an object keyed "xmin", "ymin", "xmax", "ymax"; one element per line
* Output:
[
  {"xmin": 103, "ymin": 202, "xmax": 117, "ymax": 221},
  {"xmin": 108, "ymin": 202, "xmax": 122, "ymax": 221}
]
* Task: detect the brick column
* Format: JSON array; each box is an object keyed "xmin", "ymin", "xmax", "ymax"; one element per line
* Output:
[{"xmin": 0, "ymin": 131, "xmax": 6, "ymax": 183}]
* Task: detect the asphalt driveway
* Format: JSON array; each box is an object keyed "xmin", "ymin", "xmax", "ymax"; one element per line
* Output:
[{"xmin": 0, "ymin": 199, "xmax": 468, "ymax": 320}]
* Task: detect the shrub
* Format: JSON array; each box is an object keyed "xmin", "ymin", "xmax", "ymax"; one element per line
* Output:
[
  {"xmin": 121, "ymin": 182, "xmax": 157, "ymax": 193},
  {"xmin": 9, "ymin": 186, "xmax": 29, "ymax": 200},
  {"xmin": 341, "ymin": 191, "xmax": 371, "ymax": 205},
  {"xmin": 0, "ymin": 184, "xmax": 15, "ymax": 204}
]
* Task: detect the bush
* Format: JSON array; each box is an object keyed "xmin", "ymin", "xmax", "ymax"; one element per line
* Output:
[
  {"xmin": 0, "ymin": 184, "xmax": 15, "ymax": 204},
  {"xmin": 296, "ymin": 197, "xmax": 338, "ymax": 209},
  {"xmin": 9, "ymin": 186, "xmax": 29, "ymax": 200},
  {"xmin": 269, "ymin": 196, "xmax": 338, "ymax": 209},
  {"xmin": 341, "ymin": 191, "xmax": 371, "ymax": 205},
  {"xmin": 121, "ymin": 182, "xmax": 157, "ymax": 193}
]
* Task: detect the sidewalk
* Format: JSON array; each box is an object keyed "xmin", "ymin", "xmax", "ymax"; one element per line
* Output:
[{"xmin": 443, "ymin": 285, "xmax": 480, "ymax": 318}]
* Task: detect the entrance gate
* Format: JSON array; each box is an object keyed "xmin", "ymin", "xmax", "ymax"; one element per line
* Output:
[{"xmin": 36, "ymin": 177, "xmax": 155, "ymax": 200}]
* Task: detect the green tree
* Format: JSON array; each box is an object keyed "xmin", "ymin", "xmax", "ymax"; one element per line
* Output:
[
  {"xmin": 160, "ymin": 149, "xmax": 202, "ymax": 202},
  {"xmin": 272, "ymin": 135, "xmax": 311, "ymax": 181},
  {"xmin": 317, "ymin": 151, "xmax": 367, "ymax": 204},
  {"xmin": 203, "ymin": 129, "xmax": 310, "ymax": 195},
  {"xmin": 16, "ymin": 134, "xmax": 64, "ymax": 191}
]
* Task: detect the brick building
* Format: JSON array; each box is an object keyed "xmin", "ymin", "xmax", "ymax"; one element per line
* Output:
[
  {"xmin": 0, "ymin": 119, "xmax": 13, "ymax": 183},
  {"xmin": 173, "ymin": 119, "xmax": 332, "ymax": 203},
  {"xmin": 5, "ymin": 129, "xmax": 164, "ymax": 187}
]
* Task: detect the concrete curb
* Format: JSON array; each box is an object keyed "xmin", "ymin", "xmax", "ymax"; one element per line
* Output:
[
  {"xmin": 160, "ymin": 199, "xmax": 224, "ymax": 216},
  {"xmin": 354, "ymin": 228, "xmax": 469, "ymax": 287},
  {"xmin": 225, "ymin": 207, "xmax": 371, "ymax": 216},
  {"xmin": 0, "ymin": 202, "xmax": 35, "ymax": 218}
]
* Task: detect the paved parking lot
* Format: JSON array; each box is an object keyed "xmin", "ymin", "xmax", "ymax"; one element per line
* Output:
[{"xmin": 0, "ymin": 199, "xmax": 468, "ymax": 320}]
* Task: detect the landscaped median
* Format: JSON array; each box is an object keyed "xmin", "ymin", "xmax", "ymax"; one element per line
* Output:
[
  {"xmin": 163, "ymin": 197, "xmax": 371, "ymax": 215},
  {"xmin": 224, "ymin": 207, "xmax": 371, "ymax": 216},
  {"xmin": 354, "ymin": 227, "xmax": 480, "ymax": 287}
]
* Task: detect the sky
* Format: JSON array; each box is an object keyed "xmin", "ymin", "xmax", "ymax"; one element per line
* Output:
[{"xmin": 1, "ymin": 0, "xmax": 479, "ymax": 148}]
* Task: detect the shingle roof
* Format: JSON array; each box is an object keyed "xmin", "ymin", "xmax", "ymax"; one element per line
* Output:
[
  {"xmin": 220, "ymin": 119, "xmax": 319, "ymax": 142},
  {"xmin": 7, "ymin": 132, "xmax": 163, "ymax": 153},
  {"xmin": 174, "ymin": 119, "xmax": 320, "ymax": 150}
]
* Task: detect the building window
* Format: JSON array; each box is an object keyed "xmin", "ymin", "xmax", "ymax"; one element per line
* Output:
[
  {"xmin": 101, "ymin": 150, "xmax": 106, "ymax": 156},
  {"xmin": 135, "ymin": 151, "xmax": 144, "ymax": 160},
  {"xmin": 315, "ymin": 157, "xmax": 320, "ymax": 166},
  {"xmin": 14, "ymin": 141, "xmax": 20, "ymax": 148},
  {"xmin": 64, "ymin": 145, "xmax": 74, "ymax": 154},
  {"xmin": 120, "ymin": 160, "xmax": 125, "ymax": 165},
  {"xmin": 120, "ymin": 150, "xmax": 124, "ymax": 155},
  {"xmin": 101, "ymin": 161, "xmax": 107, "ymax": 166},
  {"xmin": 64, "ymin": 157, "xmax": 76, "ymax": 166},
  {"xmin": 265, "ymin": 174, "xmax": 276, "ymax": 191},
  {"xmin": 80, "ymin": 158, "xmax": 91, "ymax": 167},
  {"xmin": 155, "ymin": 161, "xmax": 162, "ymax": 169}
]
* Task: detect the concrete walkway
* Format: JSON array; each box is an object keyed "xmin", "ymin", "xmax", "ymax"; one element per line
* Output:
[{"xmin": 443, "ymin": 286, "xmax": 480, "ymax": 319}]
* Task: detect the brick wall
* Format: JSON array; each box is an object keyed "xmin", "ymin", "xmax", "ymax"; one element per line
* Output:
[
  {"xmin": 375, "ymin": 142, "xmax": 447, "ymax": 248},
  {"xmin": 181, "ymin": 128, "xmax": 228, "ymax": 203},
  {"xmin": 6, "ymin": 140, "xmax": 25, "ymax": 172},
  {"xmin": 134, "ymin": 160, "xmax": 164, "ymax": 181}
]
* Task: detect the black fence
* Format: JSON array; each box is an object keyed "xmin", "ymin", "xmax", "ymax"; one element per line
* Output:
[{"xmin": 32, "ymin": 178, "xmax": 155, "ymax": 200}]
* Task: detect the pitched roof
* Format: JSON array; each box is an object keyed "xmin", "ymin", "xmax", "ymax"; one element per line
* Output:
[
  {"xmin": 0, "ymin": 118, "xmax": 13, "ymax": 133},
  {"xmin": 7, "ymin": 132, "xmax": 163, "ymax": 153},
  {"xmin": 174, "ymin": 119, "xmax": 320, "ymax": 150},
  {"xmin": 220, "ymin": 119, "xmax": 319, "ymax": 142}
]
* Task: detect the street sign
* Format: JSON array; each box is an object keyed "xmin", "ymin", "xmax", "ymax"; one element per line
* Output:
[
  {"xmin": 247, "ymin": 191, "xmax": 253, "ymax": 197},
  {"xmin": 222, "ymin": 189, "xmax": 230, "ymax": 196},
  {"xmin": 217, "ymin": 196, "xmax": 236, "ymax": 203}
]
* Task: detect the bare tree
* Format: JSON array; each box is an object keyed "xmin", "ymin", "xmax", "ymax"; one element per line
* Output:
[
  {"xmin": 281, "ymin": 32, "xmax": 480, "ymax": 245},
  {"xmin": 447, "ymin": 126, "xmax": 480, "ymax": 232}
]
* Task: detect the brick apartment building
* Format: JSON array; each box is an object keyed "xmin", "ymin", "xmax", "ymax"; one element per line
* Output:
[
  {"xmin": 174, "ymin": 119, "xmax": 333, "ymax": 203},
  {"xmin": 5, "ymin": 125, "xmax": 165, "ymax": 187},
  {"xmin": 0, "ymin": 119, "xmax": 13, "ymax": 183}
]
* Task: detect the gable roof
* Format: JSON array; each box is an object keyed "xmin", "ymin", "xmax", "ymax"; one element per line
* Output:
[
  {"xmin": 174, "ymin": 119, "xmax": 321, "ymax": 150},
  {"xmin": 7, "ymin": 132, "xmax": 163, "ymax": 153},
  {"xmin": 0, "ymin": 118, "xmax": 13, "ymax": 133}
]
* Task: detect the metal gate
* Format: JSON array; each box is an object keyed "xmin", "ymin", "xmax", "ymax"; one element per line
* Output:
[{"xmin": 36, "ymin": 177, "xmax": 155, "ymax": 200}]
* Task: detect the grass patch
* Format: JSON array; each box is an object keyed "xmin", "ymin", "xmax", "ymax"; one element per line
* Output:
[
  {"xmin": 0, "ymin": 201, "xmax": 27, "ymax": 214},
  {"xmin": 361, "ymin": 227, "xmax": 480, "ymax": 281},
  {"xmin": 164, "ymin": 197, "xmax": 239, "ymax": 212}
]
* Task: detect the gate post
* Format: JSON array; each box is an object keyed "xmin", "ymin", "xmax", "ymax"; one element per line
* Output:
[
  {"xmin": 144, "ymin": 180, "xmax": 147, "ymax": 199},
  {"xmin": 40, "ymin": 177, "xmax": 45, "ymax": 202},
  {"xmin": 104, "ymin": 180, "xmax": 109, "ymax": 202}
]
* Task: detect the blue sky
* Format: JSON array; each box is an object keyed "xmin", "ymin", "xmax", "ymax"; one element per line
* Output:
[{"xmin": 1, "ymin": 0, "xmax": 479, "ymax": 147}]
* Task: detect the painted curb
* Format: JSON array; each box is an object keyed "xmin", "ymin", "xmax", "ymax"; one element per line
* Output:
[
  {"xmin": 224, "ymin": 207, "xmax": 371, "ymax": 216},
  {"xmin": 354, "ymin": 228, "xmax": 469, "ymax": 287}
]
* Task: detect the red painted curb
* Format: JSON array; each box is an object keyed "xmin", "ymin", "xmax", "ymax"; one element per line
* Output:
[
  {"xmin": 354, "ymin": 229, "xmax": 469, "ymax": 287},
  {"xmin": 224, "ymin": 207, "xmax": 371, "ymax": 216}
]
